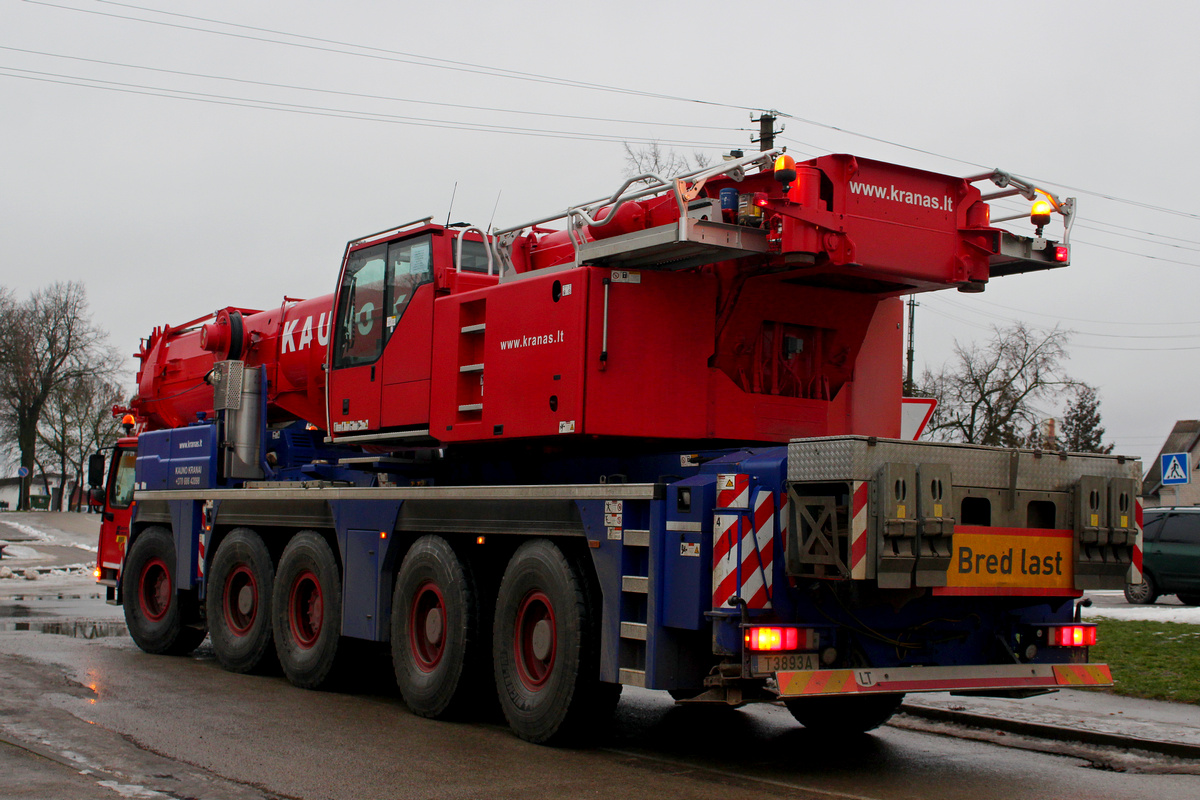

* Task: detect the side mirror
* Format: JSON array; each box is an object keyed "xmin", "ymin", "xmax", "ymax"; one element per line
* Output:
[
  {"xmin": 87, "ymin": 452, "xmax": 106, "ymax": 488},
  {"xmin": 89, "ymin": 486, "xmax": 106, "ymax": 507}
]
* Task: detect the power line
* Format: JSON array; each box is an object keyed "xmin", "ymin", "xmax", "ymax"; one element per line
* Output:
[
  {"xmin": 935, "ymin": 297, "xmax": 1200, "ymax": 328},
  {"xmin": 0, "ymin": 66, "xmax": 741, "ymax": 148},
  {"xmin": 921, "ymin": 304, "xmax": 1200, "ymax": 351},
  {"xmin": 0, "ymin": 44, "xmax": 739, "ymax": 134},
  {"xmin": 28, "ymin": 0, "xmax": 752, "ymax": 111},
  {"xmin": 924, "ymin": 298, "xmax": 1200, "ymax": 339},
  {"xmin": 17, "ymin": 1, "xmax": 1200, "ymax": 220},
  {"xmin": 1073, "ymin": 239, "xmax": 1200, "ymax": 269}
]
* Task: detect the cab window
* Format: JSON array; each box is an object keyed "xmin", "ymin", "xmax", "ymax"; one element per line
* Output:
[
  {"xmin": 332, "ymin": 235, "xmax": 435, "ymax": 369},
  {"xmin": 453, "ymin": 239, "xmax": 492, "ymax": 273},
  {"xmin": 333, "ymin": 243, "xmax": 388, "ymax": 368},
  {"xmin": 388, "ymin": 237, "xmax": 432, "ymax": 331},
  {"xmin": 108, "ymin": 449, "xmax": 137, "ymax": 509}
]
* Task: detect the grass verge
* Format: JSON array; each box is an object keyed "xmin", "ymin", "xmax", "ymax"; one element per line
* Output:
[{"xmin": 1090, "ymin": 618, "xmax": 1200, "ymax": 704}]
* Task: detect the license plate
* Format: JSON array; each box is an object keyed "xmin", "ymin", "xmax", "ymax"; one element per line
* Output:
[{"xmin": 752, "ymin": 653, "xmax": 819, "ymax": 674}]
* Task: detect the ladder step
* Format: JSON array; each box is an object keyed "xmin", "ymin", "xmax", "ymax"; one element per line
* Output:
[
  {"xmin": 623, "ymin": 529, "xmax": 649, "ymax": 547},
  {"xmin": 457, "ymin": 403, "xmax": 483, "ymax": 412},
  {"xmin": 461, "ymin": 323, "xmax": 486, "ymax": 334},
  {"xmin": 618, "ymin": 668, "xmax": 647, "ymax": 688},
  {"xmin": 459, "ymin": 363, "xmax": 484, "ymax": 373},
  {"xmin": 621, "ymin": 575, "xmax": 648, "ymax": 594},
  {"xmin": 620, "ymin": 622, "xmax": 647, "ymax": 641}
]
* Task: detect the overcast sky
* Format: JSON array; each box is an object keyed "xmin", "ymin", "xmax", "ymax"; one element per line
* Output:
[{"xmin": 2, "ymin": 0, "xmax": 1198, "ymax": 470}]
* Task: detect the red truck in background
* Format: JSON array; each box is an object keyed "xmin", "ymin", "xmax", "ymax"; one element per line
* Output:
[{"xmin": 90, "ymin": 148, "xmax": 1140, "ymax": 744}]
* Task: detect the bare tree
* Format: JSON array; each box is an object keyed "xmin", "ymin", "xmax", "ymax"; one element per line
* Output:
[
  {"xmin": 38, "ymin": 376, "xmax": 126, "ymax": 510},
  {"xmin": 0, "ymin": 282, "xmax": 119, "ymax": 510},
  {"xmin": 622, "ymin": 142, "xmax": 711, "ymax": 183},
  {"xmin": 919, "ymin": 323, "xmax": 1076, "ymax": 447}
]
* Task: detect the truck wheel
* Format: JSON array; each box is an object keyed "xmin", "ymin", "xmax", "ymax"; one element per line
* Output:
[
  {"xmin": 207, "ymin": 528, "xmax": 275, "ymax": 674},
  {"xmin": 493, "ymin": 540, "xmax": 605, "ymax": 744},
  {"xmin": 1124, "ymin": 573, "xmax": 1158, "ymax": 604},
  {"xmin": 122, "ymin": 526, "xmax": 206, "ymax": 655},
  {"xmin": 272, "ymin": 531, "xmax": 342, "ymax": 689},
  {"xmin": 392, "ymin": 536, "xmax": 482, "ymax": 718},
  {"xmin": 784, "ymin": 693, "xmax": 905, "ymax": 734}
]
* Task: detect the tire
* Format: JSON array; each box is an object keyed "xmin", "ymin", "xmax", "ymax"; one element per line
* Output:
[
  {"xmin": 493, "ymin": 540, "xmax": 608, "ymax": 744},
  {"xmin": 122, "ymin": 526, "xmax": 206, "ymax": 655},
  {"xmin": 1124, "ymin": 573, "xmax": 1159, "ymax": 605},
  {"xmin": 207, "ymin": 528, "xmax": 275, "ymax": 674},
  {"xmin": 784, "ymin": 693, "xmax": 905, "ymax": 735},
  {"xmin": 392, "ymin": 536, "xmax": 481, "ymax": 718},
  {"xmin": 272, "ymin": 531, "xmax": 342, "ymax": 689},
  {"xmin": 1176, "ymin": 593, "xmax": 1200, "ymax": 606}
]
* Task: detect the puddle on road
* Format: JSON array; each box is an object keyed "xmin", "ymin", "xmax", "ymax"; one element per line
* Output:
[{"xmin": 0, "ymin": 619, "xmax": 126, "ymax": 638}]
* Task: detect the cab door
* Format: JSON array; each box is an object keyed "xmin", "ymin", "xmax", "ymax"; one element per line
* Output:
[
  {"xmin": 328, "ymin": 235, "xmax": 435, "ymax": 437},
  {"xmin": 97, "ymin": 443, "xmax": 137, "ymax": 587},
  {"xmin": 328, "ymin": 242, "xmax": 389, "ymax": 435}
]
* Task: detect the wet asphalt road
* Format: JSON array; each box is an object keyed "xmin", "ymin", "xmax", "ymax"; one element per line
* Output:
[
  {"xmin": 1, "ymin": 515, "xmax": 1198, "ymax": 799},
  {"xmin": 1, "ymin": 616, "xmax": 1198, "ymax": 799}
]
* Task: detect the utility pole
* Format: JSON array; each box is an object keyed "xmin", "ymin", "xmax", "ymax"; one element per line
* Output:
[
  {"xmin": 752, "ymin": 111, "xmax": 779, "ymax": 152},
  {"xmin": 904, "ymin": 295, "xmax": 918, "ymax": 395}
]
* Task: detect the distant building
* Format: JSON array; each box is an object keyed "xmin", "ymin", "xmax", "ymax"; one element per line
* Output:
[
  {"xmin": 0, "ymin": 474, "xmax": 77, "ymax": 511},
  {"xmin": 1142, "ymin": 420, "xmax": 1200, "ymax": 508}
]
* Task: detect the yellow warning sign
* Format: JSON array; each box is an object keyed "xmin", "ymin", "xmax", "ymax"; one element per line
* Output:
[{"xmin": 947, "ymin": 526, "xmax": 1073, "ymax": 591}]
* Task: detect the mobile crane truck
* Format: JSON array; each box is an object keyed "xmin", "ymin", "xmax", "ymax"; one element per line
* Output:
[{"xmin": 91, "ymin": 148, "xmax": 1141, "ymax": 744}]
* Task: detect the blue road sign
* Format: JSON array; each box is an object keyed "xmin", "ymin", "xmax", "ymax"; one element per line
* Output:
[
  {"xmin": 1161, "ymin": 452, "xmax": 1190, "ymax": 486},
  {"xmin": 16, "ymin": 466, "xmax": 29, "ymax": 478}
]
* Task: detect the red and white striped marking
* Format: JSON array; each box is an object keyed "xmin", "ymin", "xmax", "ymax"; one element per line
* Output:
[
  {"xmin": 713, "ymin": 490, "xmax": 778, "ymax": 609},
  {"xmin": 849, "ymin": 481, "xmax": 869, "ymax": 580},
  {"xmin": 197, "ymin": 532, "xmax": 207, "ymax": 579},
  {"xmin": 717, "ymin": 473, "xmax": 750, "ymax": 509},
  {"xmin": 739, "ymin": 490, "xmax": 776, "ymax": 609},
  {"xmin": 1130, "ymin": 499, "xmax": 1144, "ymax": 584},
  {"xmin": 712, "ymin": 513, "xmax": 740, "ymax": 608}
]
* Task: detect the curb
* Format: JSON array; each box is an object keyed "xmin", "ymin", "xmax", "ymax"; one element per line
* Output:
[{"xmin": 899, "ymin": 702, "xmax": 1200, "ymax": 761}]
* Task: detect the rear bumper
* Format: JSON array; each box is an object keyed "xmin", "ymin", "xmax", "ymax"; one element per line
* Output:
[{"xmin": 776, "ymin": 663, "xmax": 1112, "ymax": 697}]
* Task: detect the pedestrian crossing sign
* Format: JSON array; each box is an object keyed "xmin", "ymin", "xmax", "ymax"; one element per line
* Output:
[{"xmin": 1161, "ymin": 452, "xmax": 1190, "ymax": 486}]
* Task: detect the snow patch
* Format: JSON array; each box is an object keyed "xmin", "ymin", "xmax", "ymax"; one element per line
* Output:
[
  {"xmin": 0, "ymin": 545, "xmax": 43, "ymax": 561},
  {"xmin": 1086, "ymin": 606, "xmax": 1200, "ymax": 625},
  {"xmin": 0, "ymin": 521, "xmax": 52, "ymax": 542},
  {"xmin": 96, "ymin": 781, "xmax": 172, "ymax": 798}
]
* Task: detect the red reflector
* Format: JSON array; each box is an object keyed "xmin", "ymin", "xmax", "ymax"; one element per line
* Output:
[
  {"xmin": 1054, "ymin": 245, "xmax": 1069, "ymax": 262},
  {"xmin": 745, "ymin": 626, "xmax": 805, "ymax": 651},
  {"xmin": 753, "ymin": 192, "xmax": 769, "ymax": 208},
  {"xmin": 1050, "ymin": 625, "xmax": 1096, "ymax": 646}
]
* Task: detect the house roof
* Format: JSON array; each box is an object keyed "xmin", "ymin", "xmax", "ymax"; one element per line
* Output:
[{"xmin": 1142, "ymin": 419, "xmax": 1200, "ymax": 497}]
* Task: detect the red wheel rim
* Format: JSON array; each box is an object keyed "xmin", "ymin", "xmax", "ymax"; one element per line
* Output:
[
  {"xmin": 288, "ymin": 569, "xmax": 323, "ymax": 649},
  {"xmin": 223, "ymin": 564, "xmax": 258, "ymax": 636},
  {"xmin": 513, "ymin": 590, "xmax": 556, "ymax": 690},
  {"xmin": 409, "ymin": 581, "xmax": 446, "ymax": 671},
  {"xmin": 139, "ymin": 556, "xmax": 171, "ymax": 622}
]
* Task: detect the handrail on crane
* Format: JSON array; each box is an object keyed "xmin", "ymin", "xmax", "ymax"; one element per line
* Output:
[
  {"xmin": 967, "ymin": 169, "xmax": 1076, "ymax": 246},
  {"xmin": 491, "ymin": 149, "xmax": 781, "ymax": 268},
  {"xmin": 454, "ymin": 226, "xmax": 495, "ymax": 276}
]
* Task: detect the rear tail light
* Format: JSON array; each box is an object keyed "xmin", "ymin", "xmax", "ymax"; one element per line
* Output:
[
  {"xmin": 744, "ymin": 626, "xmax": 818, "ymax": 651},
  {"xmin": 1054, "ymin": 245, "xmax": 1069, "ymax": 262},
  {"xmin": 1048, "ymin": 624, "xmax": 1097, "ymax": 646}
]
